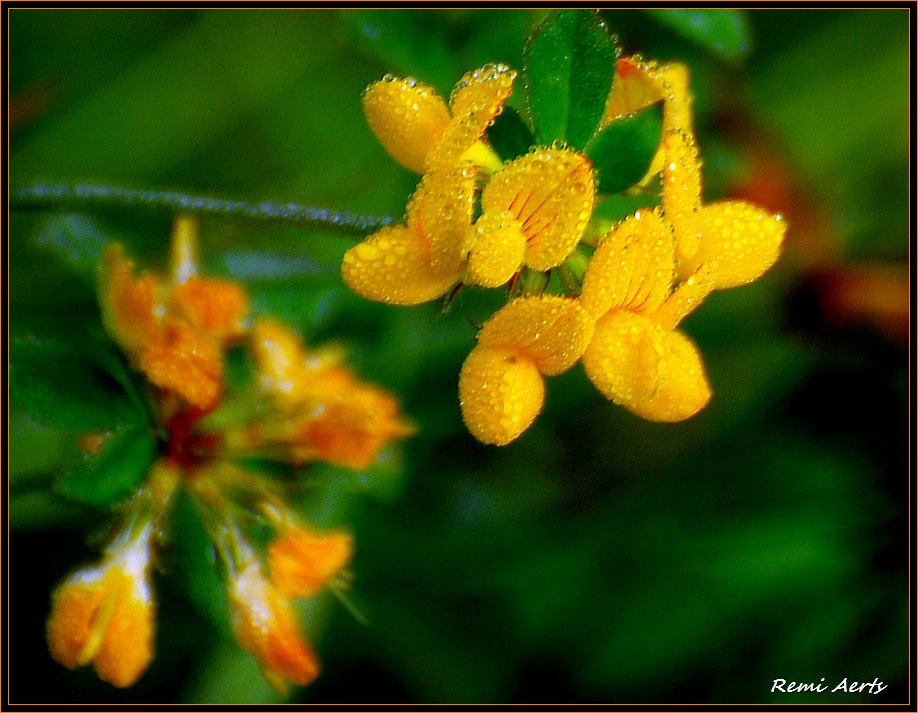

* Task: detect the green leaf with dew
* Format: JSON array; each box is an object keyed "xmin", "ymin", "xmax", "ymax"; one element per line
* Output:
[
  {"xmin": 586, "ymin": 100, "xmax": 664, "ymax": 194},
  {"xmin": 523, "ymin": 10, "xmax": 619, "ymax": 149}
]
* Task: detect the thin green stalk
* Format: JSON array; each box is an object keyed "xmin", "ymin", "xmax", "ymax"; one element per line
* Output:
[{"xmin": 10, "ymin": 183, "xmax": 395, "ymax": 237}]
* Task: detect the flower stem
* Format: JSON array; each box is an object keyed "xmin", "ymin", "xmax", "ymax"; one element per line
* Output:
[{"xmin": 10, "ymin": 183, "xmax": 395, "ymax": 237}]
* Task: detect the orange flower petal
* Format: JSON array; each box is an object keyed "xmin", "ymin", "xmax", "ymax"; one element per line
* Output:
[
  {"xmin": 268, "ymin": 528, "xmax": 353, "ymax": 599},
  {"xmin": 459, "ymin": 344, "xmax": 545, "ymax": 445},
  {"xmin": 583, "ymin": 311, "xmax": 711, "ymax": 422},
  {"xmin": 477, "ymin": 295, "xmax": 595, "ymax": 376},
  {"xmin": 139, "ymin": 322, "xmax": 222, "ymax": 409},
  {"xmin": 341, "ymin": 225, "xmax": 461, "ymax": 305},
  {"xmin": 47, "ymin": 572, "xmax": 107, "ymax": 670},
  {"xmin": 363, "ymin": 76, "xmax": 451, "ymax": 173},
  {"xmin": 98, "ymin": 244, "xmax": 156, "ymax": 356},
  {"xmin": 426, "ymin": 64, "xmax": 516, "ymax": 172},
  {"xmin": 92, "ymin": 574, "xmax": 155, "ymax": 688},
  {"xmin": 465, "ymin": 210, "xmax": 526, "ymax": 288},
  {"xmin": 406, "ymin": 165, "xmax": 478, "ymax": 276},
  {"xmin": 580, "ymin": 208, "xmax": 675, "ymax": 319},
  {"xmin": 482, "ymin": 148, "xmax": 595, "ymax": 271},
  {"xmin": 230, "ymin": 562, "xmax": 320, "ymax": 692},
  {"xmin": 172, "ymin": 277, "xmax": 249, "ymax": 341}
]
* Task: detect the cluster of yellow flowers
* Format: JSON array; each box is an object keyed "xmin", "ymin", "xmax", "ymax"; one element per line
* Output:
[
  {"xmin": 47, "ymin": 218, "xmax": 411, "ymax": 691},
  {"xmin": 343, "ymin": 57, "xmax": 786, "ymax": 445}
]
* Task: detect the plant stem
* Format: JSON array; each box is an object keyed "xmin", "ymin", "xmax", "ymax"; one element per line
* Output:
[{"xmin": 10, "ymin": 183, "xmax": 395, "ymax": 237}]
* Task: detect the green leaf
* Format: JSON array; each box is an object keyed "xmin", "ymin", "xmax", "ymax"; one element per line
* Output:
[
  {"xmin": 56, "ymin": 425, "xmax": 157, "ymax": 507},
  {"xmin": 171, "ymin": 491, "xmax": 232, "ymax": 636},
  {"xmin": 10, "ymin": 335, "xmax": 146, "ymax": 430},
  {"xmin": 523, "ymin": 10, "xmax": 619, "ymax": 149},
  {"xmin": 485, "ymin": 106, "xmax": 534, "ymax": 162},
  {"xmin": 644, "ymin": 9, "xmax": 751, "ymax": 61},
  {"xmin": 586, "ymin": 100, "xmax": 664, "ymax": 194}
]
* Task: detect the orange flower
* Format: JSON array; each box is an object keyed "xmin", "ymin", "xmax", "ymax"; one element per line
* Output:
[
  {"xmin": 229, "ymin": 560, "xmax": 320, "ymax": 694},
  {"xmin": 98, "ymin": 216, "xmax": 248, "ymax": 409},
  {"xmin": 47, "ymin": 526, "xmax": 155, "ymax": 688},
  {"xmin": 244, "ymin": 319, "xmax": 413, "ymax": 469},
  {"xmin": 268, "ymin": 526, "xmax": 353, "ymax": 599}
]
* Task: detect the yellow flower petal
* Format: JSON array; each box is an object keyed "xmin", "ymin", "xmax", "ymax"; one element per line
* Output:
[
  {"xmin": 362, "ymin": 76, "xmax": 451, "ymax": 173},
  {"xmin": 662, "ymin": 130, "xmax": 703, "ymax": 259},
  {"xmin": 465, "ymin": 210, "xmax": 526, "ymax": 288},
  {"xmin": 482, "ymin": 148, "xmax": 595, "ymax": 271},
  {"xmin": 580, "ymin": 208, "xmax": 675, "ymax": 319},
  {"xmin": 406, "ymin": 165, "xmax": 478, "ymax": 276},
  {"xmin": 659, "ymin": 63, "xmax": 692, "ymax": 133},
  {"xmin": 426, "ymin": 63, "xmax": 516, "ymax": 173},
  {"xmin": 477, "ymin": 295, "xmax": 594, "ymax": 376},
  {"xmin": 583, "ymin": 311, "xmax": 711, "ymax": 422},
  {"xmin": 98, "ymin": 244, "xmax": 156, "ymax": 356},
  {"xmin": 684, "ymin": 201, "xmax": 787, "ymax": 290},
  {"xmin": 341, "ymin": 225, "xmax": 461, "ymax": 305},
  {"xmin": 268, "ymin": 528, "xmax": 353, "ymax": 599},
  {"xmin": 603, "ymin": 58, "xmax": 664, "ymax": 123},
  {"xmin": 459, "ymin": 344, "xmax": 545, "ymax": 445}
]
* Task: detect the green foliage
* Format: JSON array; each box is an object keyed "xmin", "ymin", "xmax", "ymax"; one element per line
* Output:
[
  {"xmin": 586, "ymin": 100, "xmax": 664, "ymax": 194},
  {"xmin": 644, "ymin": 9, "xmax": 751, "ymax": 61},
  {"xmin": 56, "ymin": 425, "xmax": 158, "ymax": 507},
  {"xmin": 523, "ymin": 10, "xmax": 619, "ymax": 149},
  {"xmin": 10, "ymin": 335, "xmax": 146, "ymax": 431},
  {"xmin": 485, "ymin": 106, "xmax": 534, "ymax": 162}
]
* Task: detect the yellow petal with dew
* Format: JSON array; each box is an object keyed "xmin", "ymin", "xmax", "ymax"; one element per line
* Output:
[
  {"xmin": 363, "ymin": 76, "xmax": 451, "ymax": 173},
  {"xmin": 459, "ymin": 345, "xmax": 545, "ymax": 445},
  {"xmin": 465, "ymin": 210, "xmax": 526, "ymax": 288},
  {"xmin": 580, "ymin": 208, "xmax": 675, "ymax": 319},
  {"xmin": 425, "ymin": 63, "xmax": 516, "ymax": 173},
  {"xmin": 662, "ymin": 129, "xmax": 703, "ymax": 260},
  {"xmin": 651, "ymin": 265, "xmax": 715, "ymax": 330},
  {"xmin": 603, "ymin": 57, "xmax": 664, "ymax": 123},
  {"xmin": 688, "ymin": 201, "xmax": 787, "ymax": 290},
  {"xmin": 341, "ymin": 225, "xmax": 461, "ymax": 305},
  {"xmin": 407, "ymin": 164, "xmax": 478, "ymax": 276},
  {"xmin": 583, "ymin": 311, "xmax": 711, "ymax": 422},
  {"xmin": 482, "ymin": 148, "xmax": 595, "ymax": 271},
  {"xmin": 477, "ymin": 295, "xmax": 595, "ymax": 376}
]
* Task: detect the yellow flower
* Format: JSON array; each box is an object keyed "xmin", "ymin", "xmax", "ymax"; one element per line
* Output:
[
  {"xmin": 341, "ymin": 165, "xmax": 478, "ymax": 305},
  {"xmin": 580, "ymin": 208, "xmax": 712, "ymax": 422},
  {"xmin": 229, "ymin": 559, "xmax": 320, "ymax": 695},
  {"xmin": 99, "ymin": 216, "xmax": 249, "ymax": 409},
  {"xmin": 244, "ymin": 319, "xmax": 413, "ymax": 469},
  {"xmin": 662, "ymin": 129, "xmax": 786, "ymax": 289},
  {"xmin": 602, "ymin": 57, "xmax": 693, "ymax": 188},
  {"xmin": 459, "ymin": 295, "xmax": 594, "ymax": 445},
  {"xmin": 46, "ymin": 524, "xmax": 155, "ymax": 688},
  {"xmin": 268, "ymin": 526, "xmax": 353, "ymax": 599},
  {"xmin": 603, "ymin": 57, "xmax": 692, "ymax": 132},
  {"xmin": 363, "ymin": 64, "xmax": 516, "ymax": 173},
  {"xmin": 342, "ymin": 148, "xmax": 595, "ymax": 303}
]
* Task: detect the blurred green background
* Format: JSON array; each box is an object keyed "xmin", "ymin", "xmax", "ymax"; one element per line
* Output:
[{"xmin": 8, "ymin": 9, "xmax": 910, "ymax": 704}]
